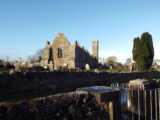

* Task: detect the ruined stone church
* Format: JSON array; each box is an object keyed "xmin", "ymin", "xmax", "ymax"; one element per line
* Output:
[{"xmin": 42, "ymin": 33, "xmax": 99, "ymax": 69}]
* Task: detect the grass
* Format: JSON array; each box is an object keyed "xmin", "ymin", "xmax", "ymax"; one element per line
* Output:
[
  {"xmin": 0, "ymin": 90, "xmax": 71, "ymax": 103},
  {"xmin": 94, "ymin": 68, "xmax": 131, "ymax": 73},
  {"xmin": 0, "ymin": 69, "xmax": 9, "ymax": 74}
]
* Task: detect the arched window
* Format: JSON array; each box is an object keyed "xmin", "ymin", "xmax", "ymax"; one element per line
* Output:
[{"xmin": 58, "ymin": 48, "xmax": 63, "ymax": 58}]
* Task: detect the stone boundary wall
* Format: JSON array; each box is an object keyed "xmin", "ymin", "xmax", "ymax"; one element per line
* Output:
[
  {"xmin": 0, "ymin": 93, "xmax": 109, "ymax": 120},
  {"xmin": 0, "ymin": 71, "xmax": 160, "ymax": 99}
]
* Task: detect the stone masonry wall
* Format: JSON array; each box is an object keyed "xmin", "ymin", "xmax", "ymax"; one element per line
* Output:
[
  {"xmin": 0, "ymin": 71, "xmax": 160, "ymax": 99},
  {"xmin": 75, "ymin": 43, "xmax": 98, "ymax": 69},
  {"xmin": 0, "ymin": 93, "xmax": 109, "ymax": 120},
  {"xmin": 42, "ymin": 33, "xmax": 98, "ymax": 69}
]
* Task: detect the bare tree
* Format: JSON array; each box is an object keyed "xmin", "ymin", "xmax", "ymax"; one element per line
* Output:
[
  {"xmin": 125, "ymin": 58, "xmax": 132, "ymax": 66},
  {"xmin": 0, "ymin": 59, "xmax": 4, "ymax": 66},
  {"xmin": 105, "ymin": 56, "xmax": 118, "ymax": 67},
  {"xmin": 98, "ymin": 57, "xmax": 106, "ymax": 65},
  {"xmin": 28, "ymin": 49, "xmax": 44, "ymax": 62},
  {"xmin": 153, "ymin": 59, "xmax": 160, "ymax": 66}
]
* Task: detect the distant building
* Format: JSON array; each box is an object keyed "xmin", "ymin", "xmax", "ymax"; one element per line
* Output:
[{"xmin": 42, "ymin": 33, "xmax": 99, "ymax": 69}]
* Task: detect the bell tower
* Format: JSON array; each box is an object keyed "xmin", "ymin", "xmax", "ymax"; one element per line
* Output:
[{"xmin": 92, "ymin": 40, "xmax": 99, "ymax": 60}]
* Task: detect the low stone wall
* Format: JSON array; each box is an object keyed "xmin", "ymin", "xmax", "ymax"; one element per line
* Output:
[
  {"xmin": 0, "ymin": 71, "xmax": 160, "ymax": 99},
  {"xmin": 0, "ymin": 92, "xmax": 109, "ymax": 120}
]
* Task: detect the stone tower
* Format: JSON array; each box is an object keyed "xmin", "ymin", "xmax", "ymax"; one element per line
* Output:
[{"xmin": 92, "ymin": 40, "xmax": 99, "ymax": 60}]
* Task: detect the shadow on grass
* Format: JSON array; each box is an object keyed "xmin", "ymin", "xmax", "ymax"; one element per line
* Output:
[{"xmin": 0, "ymin": 90, "xmax": 72, "ymax": 103}]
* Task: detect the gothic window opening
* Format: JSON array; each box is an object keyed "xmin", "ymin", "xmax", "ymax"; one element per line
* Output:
[{"xmin": 58, "ymin": 48, "xmax": 63, "ymax": 58}]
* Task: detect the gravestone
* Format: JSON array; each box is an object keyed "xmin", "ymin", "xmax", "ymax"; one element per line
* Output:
[{"xmin": 85, "ymin": 64, "xmax": 90, "ymax": 71}]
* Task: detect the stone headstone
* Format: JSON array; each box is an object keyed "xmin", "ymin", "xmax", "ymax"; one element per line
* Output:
[
  {"xmin": 109, "ymin": 65, "xmax": 113, "ymax": 70},
  {"xmin": 14, "ymin": 63, "xmax": 20, "ymax": 71},
  {"xmin": 48, "ymin": 61, "xmax": 54, "ymax": 71},
  {"xmin": 63, "ymin": 63, "xmax": 68, "ymax": 68},
  {"xmin": 94, "ymin": 69, "xmax": 99, "ymax": 73},
  {"xmin": 85, "ymin": 64, "xmax": 90, "ymax": 71},
  {"xmin": 129, "ymin": 65, "xmax": 134, "ymax": 72}
]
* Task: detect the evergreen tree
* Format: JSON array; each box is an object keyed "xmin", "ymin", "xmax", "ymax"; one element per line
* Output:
[
  {"xmin": 132, "ymin": 37, "xmax": 140, "ymax": 61},
  {"xmin": 132, "ymin": 32, "xmax": 154, "ymax": 71}
]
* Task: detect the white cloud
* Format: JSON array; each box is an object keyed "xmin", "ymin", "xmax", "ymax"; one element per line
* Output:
[
  {"xmin": 99, "ymin": 49, "xmax": 131, "ymax": 63},
  {"xmin": 154, "ymin": 42, "xmax": 160, "ymax": 59}
]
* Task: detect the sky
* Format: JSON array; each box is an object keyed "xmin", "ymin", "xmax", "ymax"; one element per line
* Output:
[{"xmin": 0, "ymin": 0, "xmax": 160, "ymax": 63}]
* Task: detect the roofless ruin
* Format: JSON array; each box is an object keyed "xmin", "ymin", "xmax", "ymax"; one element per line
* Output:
[{"xmin": 41, "ymin": 33, "xmax": 99, "ymax": 69}]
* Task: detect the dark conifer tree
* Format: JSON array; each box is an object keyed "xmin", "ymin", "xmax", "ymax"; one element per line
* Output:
[
  {"xmin": 132, "ymin": 32, "xmax": 154, "ymax": 71},
  {"xmin": 132, "ymin": 37, "xmax": 140, "ymax": 61}
]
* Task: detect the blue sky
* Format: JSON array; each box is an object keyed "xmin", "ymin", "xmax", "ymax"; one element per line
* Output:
[{"xmin": 0, "ymin": 0, "xmax": 160, "ymax": 62}]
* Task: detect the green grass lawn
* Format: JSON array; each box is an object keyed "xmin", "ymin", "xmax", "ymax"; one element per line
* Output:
[
  {"xmin": 95, "ymin": 68, "xmax": 130, "ymax": 73},
  {"xmin": 0, "ymin": 90, "xmax": 72, "ymax": 103},
  {"xmin": 0, "ymin": 69, "xmax": 9, "ymax": 74}
]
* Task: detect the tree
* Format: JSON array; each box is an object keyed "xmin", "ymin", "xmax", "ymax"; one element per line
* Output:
[
  {"xmin": 0, "ymin": 59, "xmax": 3, "ymax": 63},
  {"xmin": 125, "ymin": 58, "xmax": 132, "ymax": 66},
  {"xmin": 105, "ymin": 56, "xmax": 118, "ymax": 67},
  {"xmin": 0, "ymin": 59, "xmax": 4, "ymax": 66},
  {"xmin": 132, "ymin": 37, "xmax": 140, "ymax": 61},
  {"xmin": 98, "ymin": 57, "xmax": 106, "ymax": 65},
  {"xmin": 132, "ymin": 32, "xmax": 154, "ymax": 71},
  {"xmin": 28, "ymin": 49, "xmax": 44, "ymax": 62},
  {"xmin": 153, "ymin": 59, "xmax": 160, "ymax": 66}
]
